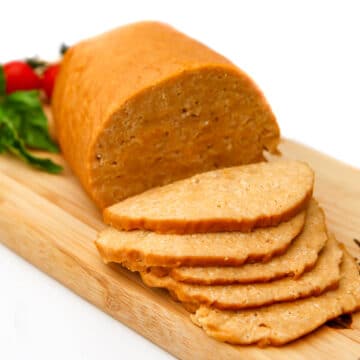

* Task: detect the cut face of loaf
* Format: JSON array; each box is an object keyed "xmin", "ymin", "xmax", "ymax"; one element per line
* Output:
[
  {"xmin": 52, "ymin": 21, "xmax": 280, "ymax": 209},
  {"xmin": 104, "ymin": 160, "xmax": 314, "ymax": 233},
  {"xmin": 95, "ymin": 210, "xmax": 306, "ymax": 269}
]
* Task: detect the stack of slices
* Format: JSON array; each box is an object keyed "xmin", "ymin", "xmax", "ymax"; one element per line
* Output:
[{"xmin": 96, "ymin": 160, "xmax": 360, "ymax": 346}]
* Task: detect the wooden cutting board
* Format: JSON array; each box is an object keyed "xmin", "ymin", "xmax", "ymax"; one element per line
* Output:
[{"xmin": 0, "ymin": 139, "xmax": 359, "ymax": 360}]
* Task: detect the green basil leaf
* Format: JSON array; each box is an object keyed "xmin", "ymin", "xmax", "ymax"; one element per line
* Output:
[
  {"xmin": 3, "ymin": 90, "xmax": 59, "ymax": 152},
  {"xmin": 0, "ymin": 65, "xmax": 5, "ymax": 97},
  {"xmin": 9, "ymin": 141, "xmax": 63, "ymax": 173},
  {"xmin": 0, "ymin": 112, "xmax": 63, "ymax": 173},
  {"xmin": 0, "ymin": 108, "xmax": 16, "ymax": 152},
  {"xmin": 0, "ymin": 104, "xmax": 22, "ymax": 130},
  {"xmin": 5, "ymin": 90, "xmax": 42, "ymax": 108}
]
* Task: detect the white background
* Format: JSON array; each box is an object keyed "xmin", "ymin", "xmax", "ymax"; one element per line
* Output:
[{"xmin": 1, "ymin": 1, "xmax": 359, "ymax": 359}]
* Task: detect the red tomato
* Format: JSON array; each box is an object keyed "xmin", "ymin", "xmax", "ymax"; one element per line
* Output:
[
  {"xmin": 3, "ymin": 61, "xmax": 41, "ymax": 94},
  {"xmin": 42, "ymin": 63, "xmax": 60, "ymax": 99}
]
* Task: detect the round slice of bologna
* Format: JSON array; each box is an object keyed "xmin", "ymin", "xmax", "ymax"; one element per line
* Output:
[{"xmin": 104, "ymin": 160, "xmax": 314, "ymax": 234}]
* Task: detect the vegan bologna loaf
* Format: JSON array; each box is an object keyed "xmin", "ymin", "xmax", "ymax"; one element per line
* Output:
[
  {"xmin": 52, "ymin": 21, "xmax": 280, "ymax": 209},
  {"xmin": 104, "ymin": 160, "xmax": 314, "ymax": 233}
]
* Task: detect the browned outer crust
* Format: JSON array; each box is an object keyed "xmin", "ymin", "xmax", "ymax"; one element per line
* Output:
[{"xmin": 103, "ymin": 186, "xmax": 313, "ymax": 234}]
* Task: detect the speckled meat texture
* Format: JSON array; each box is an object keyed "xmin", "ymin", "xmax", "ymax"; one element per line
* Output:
[
  {"xmin": 191, "ymin": 245, "xmax": 360, "ymax": 346},
  {"xmin": 95, "ymin": 210, "xmax": 306, "ymax": 269},
  {"xmin": 104, "ymin": 160, "xmax": 314, "ymax": 233},
  {"xmin": 52, "ymin": 21, "xmax": 280, "ymax": 209},
  {"xmin": 168, "ymin": 200, "xmax": 327, "ymax": 285},
  {"xmin": 141, "ymin": 236, "xmax": 342, "ymax": 310}
]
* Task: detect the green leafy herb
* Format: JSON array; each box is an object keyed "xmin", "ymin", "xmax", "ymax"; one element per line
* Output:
[
  {"xmin": 2, "ymin": 90, "xmax": 59, "ymax": 152},
  {"xmin": 0, "ymin": 66, "xmax": 62, "ymax": 173},
  {"xmin": 0, "ymin": 109, "xmax": 62, "ymax": 173}
]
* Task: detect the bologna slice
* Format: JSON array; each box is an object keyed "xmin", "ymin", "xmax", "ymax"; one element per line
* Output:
[
  {"xmin": 104, "ymin": 161, "xmax": 313, "ymax": 233},
  {"xmin": 52, "ymin": 22, "xmax": 280, "ymax": 209},
  {"xmin": 95, "ymin": 211, "xmax": 305, "ymax": 269}
]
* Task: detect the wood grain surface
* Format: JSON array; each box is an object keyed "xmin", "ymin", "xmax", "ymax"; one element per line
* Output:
[{"xmin": 0, "ymin": 139, "xmax": 359, "ymax": 359}]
